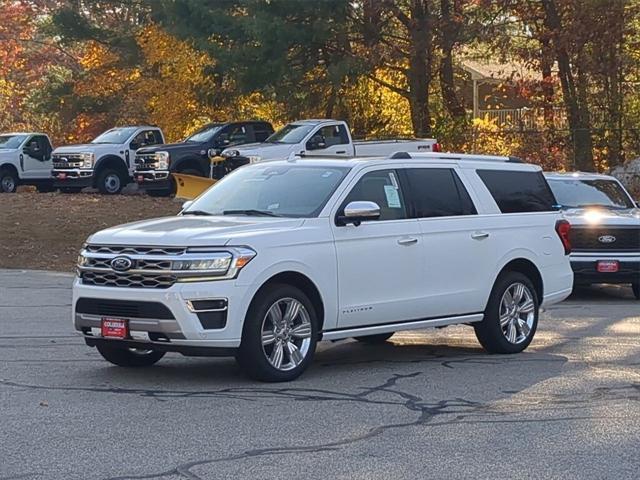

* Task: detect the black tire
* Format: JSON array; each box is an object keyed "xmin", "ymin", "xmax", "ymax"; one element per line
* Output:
[
  {"xmin": 236, "ymin": 283, "xmax": 318, "ymax": 382},
  {"xmin": 96, "ymin": 344, "xmax": 165, "ymax": 367},
  {"xmin": 354, "ymin": 332, "xmax": 394, "ymax": 344},
  {"xmin": 59, "ymin": 187, "xmax": 83, "ymax": 194},
  {"xmin": 96, "ymin": 168, "xmax": 126, "ymax": 194},
  {"xmin": 474, "ymin": 271, "xmax": 539, "ymax": 354},
  {"xmin": 0, "ymin": 168, "xmax": 18, "ymax": 193},
  {"xmin": 147, "ymin": 188, "xmax": 171, "ymax": 197},
  {"xmin": 632, "ymin": 282, "xmax": 640, "ymax": 300}
]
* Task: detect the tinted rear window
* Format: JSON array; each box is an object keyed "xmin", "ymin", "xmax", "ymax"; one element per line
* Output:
[
  {"xmin": 404, "ymin": 168, "xmax": 476, "ymax": 217},
  {"xmin": 477, "ymin": 170, "xmax": 556, "ymax": 213}
]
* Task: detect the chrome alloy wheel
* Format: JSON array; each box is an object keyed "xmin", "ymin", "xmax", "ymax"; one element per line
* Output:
[
  {"xmin": 104, "ymin": 173, "xmax": 121, "ymax": 193},
  {"xmin": 499, "ymin": 282, "xmax": 535, "ymax": 344},
  {"xmin": 261, "ymin": 297, "xmax": 312, "ymax": 371}
]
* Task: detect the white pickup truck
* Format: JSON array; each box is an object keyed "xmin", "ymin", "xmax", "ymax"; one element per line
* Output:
[
  {"xmin": 0, "ymin": 132, "xmax": 54, "ymax": 193},
  {"xmin": 221, "ymin": 119, "xmax": 440, "ymax": 166},
  {"xmin": 52, "ymin": 126, "xmax": 165, "ymax": 194}
]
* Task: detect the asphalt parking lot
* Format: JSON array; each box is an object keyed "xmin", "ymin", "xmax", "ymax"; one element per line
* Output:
[{"xmin": 1, "ymin": 269, "xmax": 639, "ymax": 480}]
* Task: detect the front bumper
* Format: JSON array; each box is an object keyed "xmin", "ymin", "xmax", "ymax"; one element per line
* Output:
[
  {"xmin": 72, "ymin": 276, "xmax": 253, "ymax": 351},
  {"xmin": 52, "ymin": 168, "xmax": 94, "ymax": 188},
  {"xmin": 570, "ymin": 253, "xmax": 640, "ymax": 285},
  {"xmin": 134, "ymin": 169, "xmax": 171, "ymax": 189}
]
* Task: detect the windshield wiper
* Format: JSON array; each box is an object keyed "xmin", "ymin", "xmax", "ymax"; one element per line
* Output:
[
  {"xmin": 182, "ymin": 210, "xmax": 213, "ymax": 216},
  {"xmin": 223, "ymin": 209, "xmax": 281, "ymax": 217}
]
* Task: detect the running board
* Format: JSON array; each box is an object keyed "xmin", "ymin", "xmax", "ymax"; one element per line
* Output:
[{"xmin": 321, "ymin": 313, "xmax": 484, "ymax": 341}]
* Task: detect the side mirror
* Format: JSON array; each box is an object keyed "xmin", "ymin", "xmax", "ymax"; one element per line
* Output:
[
  {"xmin": 182, "ymin": 200, "xmax": 194, "ymax": 211},
  {"xmin": 337, "ymin": 201, "xmax": 380, "ymax": 226}
]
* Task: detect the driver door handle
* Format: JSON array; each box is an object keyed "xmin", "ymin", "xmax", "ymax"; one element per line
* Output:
[
  {"xmin": 471, "ymin": 231, "xmax": 490, "ymax": 240},
  {"xmin": 397, "ymin": 237, "xmax": 418, "ymax": 246}
]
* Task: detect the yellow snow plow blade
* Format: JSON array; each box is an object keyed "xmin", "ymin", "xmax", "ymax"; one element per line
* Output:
[
  {"xmin": 172, "ymin": 174, "xmax": 217, "ymax": 200},
  {"xmin": 172, "ymin": 155, "xmax": 226, "ymax": 200}
]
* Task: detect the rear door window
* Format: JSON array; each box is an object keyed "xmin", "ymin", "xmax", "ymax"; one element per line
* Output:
[
  {"xmin": 403, "ymin": 168, "xmax": 476, "ymax": 217},
  {"xmin": 477, "ymin": 170, "xmax": 556, "ymax": 213}
]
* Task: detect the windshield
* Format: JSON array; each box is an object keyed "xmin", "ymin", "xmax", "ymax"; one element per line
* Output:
[
  {"xmin": 0, "ymin": 134, "xmax": 28, "ymax": 149},
  {"xmin": 185, "ymin": 164, "xmax": 350, "ymax": 217},
  {"xmin": 265, "ymin": 123, "xmax": 315, "ymax": 144},
  {"xmin": 547, "ymin": 178, "xmax": 635, "ymax": 209},
  {"xmin": 92, "ymin": 127, "xmax": 138, "ymax": 144},
  {"xmin": 186, "ymin": 124, "xmax": 223, "ymax": 143}
]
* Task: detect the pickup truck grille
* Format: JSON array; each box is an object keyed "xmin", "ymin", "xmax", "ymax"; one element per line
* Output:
[
  {"xmin": 135, "ymin": 154, "xmax": 159, "ymax": 169},
  {"xmin": 570, "ymin": 227, "xmax": 640, "ymax": 252},
  {"xmin": 52, "ymin": 153, "xmax": 84, "ymax": 169},
  {"xmin": 79, "ymin": 244, "xmax": 187, "ymax": 289}
]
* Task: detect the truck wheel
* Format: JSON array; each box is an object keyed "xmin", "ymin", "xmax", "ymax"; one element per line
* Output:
[
  {"xmin": 97, "ymin": 168, "xmax": 125, "ymax": 194},
  {"xmin": 0, "ymin": 169, "xmax": 18, "ymax": 193},
  {"xmin": 147, "ymin": 188, "xmax": 171, "ymax": 198},
  {"xmin": 632, "ymin": 282, "xmax": 640, "ymax": 300},
  {"xmin": 96, "ymin": 344, "xmax": 165, "ymax": 367},
  {"xmin": 474, "ymin": 271, "xmax": 539, "ymax": 354},
  {"xmin": 354, "ymin": 332, "xmax": 394, "ymax": 344},
  {"xmin": 236, "ymin": 284, "xmax": 318, "ymax": 382}
]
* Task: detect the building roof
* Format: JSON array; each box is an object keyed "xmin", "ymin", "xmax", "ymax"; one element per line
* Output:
[{"xmin": 462, "ymin": 60, "xmax": 542, "ymax": 83}]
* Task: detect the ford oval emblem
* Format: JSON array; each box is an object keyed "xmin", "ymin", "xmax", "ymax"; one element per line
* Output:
[
  {"xmin": 111, "ymin": 256, "xmax": 133, "ymax": 271},
  {"xmin": 598, "ymin": 235, "xmax": 616, "ymax": 244}
]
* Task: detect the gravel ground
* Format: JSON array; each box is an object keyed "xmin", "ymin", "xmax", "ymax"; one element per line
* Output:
[
  {"xmin": 1, "ymin": 269, "xmax": 638, "ymax": 480},
  {"xmin": 0, "ymin": 190, "xmax": 181, "ymax": 271}
]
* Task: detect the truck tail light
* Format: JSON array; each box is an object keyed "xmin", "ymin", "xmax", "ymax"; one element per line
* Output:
[
  {"xmin": 432, "ymin": 142, "xmax": 442, "ymax": 152},
  {"xmin": 555, "ymin": 220, "xmax": 571, "ymax": 255}
]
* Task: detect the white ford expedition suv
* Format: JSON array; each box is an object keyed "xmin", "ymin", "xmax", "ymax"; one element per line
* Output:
[{"xmin": 74, "ymin": 153, "xmax": 573, "ymax": 381}]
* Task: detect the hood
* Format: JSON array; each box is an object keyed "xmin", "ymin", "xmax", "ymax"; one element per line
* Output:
[
  {"xmin": 561, "ymin": 207, "xmax": 640, "ymax": 226},
  {"xmin": 0, "ymin": 148, "xmax": 17, "ymax": 158},
  {"xmin": 137, "ymin": 142, "xmax": 202, "ymax": 155},
  {"xmin": 53, "ymin": 143, "xmax": 122, "ymax": 156},
  {"xmin": 87, "ymin": 215, "xmax": 305, "ymax": 247},
  {"xmin": 223, "ymin": 142, "xmax": 293, "ymax": 160}
]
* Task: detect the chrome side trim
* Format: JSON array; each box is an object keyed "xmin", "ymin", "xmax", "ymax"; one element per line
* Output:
[{"xmin": 321, "ymin": 313, "xmax": 484, "ymax": 341}]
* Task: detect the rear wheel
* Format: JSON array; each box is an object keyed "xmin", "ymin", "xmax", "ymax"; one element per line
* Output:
[
  {"xmin": 96, "ymin": 344, "xmax": 165, "ymax": 367},
  {"xmin": 97, "ymin": 168, "xmax": 126, "ymax": 194},
  {"xmin": 632, "ymin": 282, "xmax": 640, "ymax": 300},
  {"xmin": 354, "ymin": 332, "xmax": 394, "ymax": 344},
  {"xmin": 0, "ymin": 169, "xmax": 18, "ymax": 193},
  {"xmin": 474, "ymin": 271, "xmax": 539, "ymax": 354},
  {"xmin": 236, "ymin": 284, "xmax": 317, "ymax": 382}
]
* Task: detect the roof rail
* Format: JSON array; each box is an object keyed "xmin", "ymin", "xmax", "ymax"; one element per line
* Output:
[{"xmin": 390, "ymin": 152, "xmax": 525, "ymax": 163}]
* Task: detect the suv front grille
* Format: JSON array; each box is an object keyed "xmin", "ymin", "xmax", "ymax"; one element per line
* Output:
[
  {"xmin": 81, "ymin": 271, "xmax": 177, "ymax": 289},
  {"xmin": 570, "ymin": 227, "xmax": 640, "ymax": 252}
]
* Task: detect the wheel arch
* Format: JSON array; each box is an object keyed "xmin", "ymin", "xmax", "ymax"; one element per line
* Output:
[
  {"xmin": 250, "ymin": 271, "xmax": 326, "ymax": 332},
  {"xmin": 172, "ymin": 156, "xmax": 206, "ymax": 176},
  {"xmin": 0, "ymin": 162, "xmax": 19, "ymax": 176},
  {"xmin": 493, "ymin": 258, "xmax": 544, "ymax": 304}
]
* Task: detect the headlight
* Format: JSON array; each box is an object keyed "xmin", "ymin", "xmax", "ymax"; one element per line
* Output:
[
  {"xmin": 80, "ymin": 152, "xmax": 95, "ymax": 168},
  {"xmin": 173, "ymin": 247, "xmax": 256, "ymax": 281},
  {"xmin": 155, "ymin": 151, "xmax": 170, "ymax": 170},
  {"xmin": 247, "ymin": 155, "xmax": 262, "ymax": 164}
]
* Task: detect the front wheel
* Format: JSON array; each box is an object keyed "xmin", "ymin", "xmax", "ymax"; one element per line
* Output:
[
  {"xmin": 96, "ymin": 344, "xmax": 165, "ymax": 367},
  {"xmin": 474, "ymin": 271, "xmax": 539, "ymax": 354},
  {"xmin": 96, "ymin": 168, "xmax": 126, "ymax": 194},
  {"xmin": 0, "ymin": 169, "xmax": 18, "ymax": 193},
  {"xmin": 632, "ymin": 282, "xmax": 640, "ymax": 300},
  {"xmin": 236, "ymin": 284, "xmax": 318, "ymax": 382}
]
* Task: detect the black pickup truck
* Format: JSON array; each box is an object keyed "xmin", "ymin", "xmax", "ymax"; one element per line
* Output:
[{"xmin": 134, "ymin": 121, "xmax": 274, "ymax": 196}]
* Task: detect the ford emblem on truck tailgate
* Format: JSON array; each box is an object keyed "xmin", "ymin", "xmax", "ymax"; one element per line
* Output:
[
  {"xmin": 111, "ymin": 256, "xmax": 133, "ymax": 271},
  {"xmin": 598, "ymin": 235, "xmax": 616, "ymax": 243}
]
